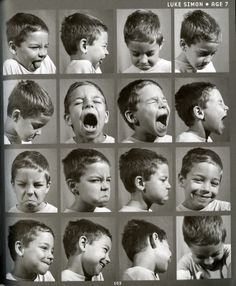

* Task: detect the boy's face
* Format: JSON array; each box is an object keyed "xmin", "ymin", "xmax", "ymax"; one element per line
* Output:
[
  {"xmin": 65, "ymin": 85, "xmax": 109, "ymax": 142},
  {"xmin": 12, "ymin": 167, "xmax": 50, "ymax": 212},
  {"xmin": 127, "ymin": 40, "xmax": 161, "ymax": 71},
  {"xmin": 190, "ymin": 242, "xmax": 224, "ymax": 271},
  {"xmin": 75, "ymin": 161, "xmax": 111, "ymax": 208},
  {"xmin": 203, "ymin": 89, "xmax": 229, "ymax": 135},
  {"xmin": 179, "ymin": 162, "xmax": 222, "ymax": 210},
  {"xmin": 182, "ymin": 39, "xmax": 219, "ymax": 70},
  {"xmin": 11, "ymin": 31, "xmax": 49, "ymax": 72},
  {"xmin": 21, "ymin": 231, "xmax": 54, "ymax": 275},
  {"xmin": 154, "ymin": 239, "xmax": 172, "ymax": 273},
  {"xmin": 143, "ymin": 163, "xmax": 171, "ymax": 205},
  {"xmin": 133, "ymin": 84, "xmax": 170, "ymax": 139},
  {"xmin": 82, "ymin": 235, "xmax": 111, "ymax": 277},
  {"xmin": 14, "ymin": 112, "xmax": 51, "ymax": 142},
  {"xmin": 87, "ymin": 31, "xmax": 109, "ymax": 69}
]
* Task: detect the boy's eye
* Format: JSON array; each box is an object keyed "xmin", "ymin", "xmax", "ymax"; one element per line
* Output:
[
  {"xmin": 146, "ymin": 51, "xmax": 155, "ymax": 57},
  {"xmin": 211, "ymin": 181, "xmax": 220, "ymax": 187},
  {"xmin": 193, "ymin": 178, "xmax": 203, "ymax": 183},
  {"xmin": 34, "ymin": 183, "xmax": 44, "ymax": 188},
  {"xmin": 32, "ymin": 124, "xmax": 43, "ymax": 130},
  {"xmin": 106, "ymin": 177, "xmax": 111, "ymax": 182},
  {"xmin": 132, "ymin": 52, "xmax": 140, "ymax": 57},
  {"xmin": 17, "ymin": 183, "xmax": 26, "ymax": 187}
]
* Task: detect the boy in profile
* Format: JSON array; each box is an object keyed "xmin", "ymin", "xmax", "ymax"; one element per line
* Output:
[
  {"xmin": 62, "ymin": 219, "xmax": 112, "ymax": 281},
  {"xmin": 118, "ymin": 79, "xmax": 172, "ymax": 143},
  {"xmin": 119, "ymin": 148, "xmax": 171, "ymax": 212},
  {"xmin": 64, "ymin": 81, "xmax": 114, "ymax": 143},
  {"xmin": 3, "ymin": 12, "xmax": 56, "ymax": 75},
  {"xmin": 7, "ymin": 219, "xmax": 55, "ymax": 281},
  {"xmin": 62, "ymin": 148, "xmax": 111, "ymax": 212},
  {"xmin": 9, "ymin": 150, "xmax": 57, "ymax": 213},
  {"xmin": 177, "ymin": 216, "xmax": 231, "ymax": 279},
  {"xmin": 175, "ymin": 10, "xmax": 221, "ymax": 73},
  {"xmin": 177, "ymin": 147, "xmax": 230, "ymax": 211},
  {"xmin": 122, "ymin": 219, "xmax": 171, "ymax": 280},
  {"xmin": 122, "ymin": 9, "xmax": 171, "ymax": 73},
  {"xmin": 61, "ymin": 12, "xmax": 109, "ymax": 73},
  {"xmin": 175, "ymin": 81, "xmax": 229, "ymax": 142},
  {"xmin": 4, "ymin": 80, "xmax": 54, "ymax": 144}
]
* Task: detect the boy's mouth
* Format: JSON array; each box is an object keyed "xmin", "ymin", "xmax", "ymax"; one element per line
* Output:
[
  {"xmin": 82, "ymin": 113, "xmax": 98, "ymax": 132},
  {"xmin": 191, "ymin": 191, "xmax": 216, "ymax": 200},
  {"xmin": 156, "ymin": 114, "xmax": 168, "ymax": 128},
  {"xmin": 32, "ymin": 60, "xmax": 43, "ymax": 69}
]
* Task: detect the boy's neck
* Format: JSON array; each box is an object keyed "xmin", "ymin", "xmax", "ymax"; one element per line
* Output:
[
  {"xmin": 132, "ymin": 130, "xmax": 157, "ymax": 142},
  {"xmin": 17, "ymin": 202, "xmax": 47, "ymax": 213},
  {"xmin": 69, "ymin": 198, "xmax": 96, "ymax": 212},
  {"xmin": 176, "ymin": 52, "xmax": 196, "ymax": 72},
  {"xmin": 188, "ymin": 123, "xmax": 211, "ymax": 141},
  {"xmin": 73, "ymin": 133, "xmax": 106, "ymax": 143},
  {"xmin": 12, "ymin": 264, "xmax": 37, "ymax": 280},
  {"xmin": 4, "ymin": 118, "xmax": 21, "ymax": 144},
  {"xmin": 128, "ymin": 192, "xmax": 151, "ymax": 211},
  {"xmin": 133, "ymin": 250, "xmax": 156, "ymax": 273}
]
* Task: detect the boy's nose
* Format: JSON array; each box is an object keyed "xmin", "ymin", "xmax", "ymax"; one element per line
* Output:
[
  {"xmin": 105, "ymin": 48, "xmax": 109, "ymax": 55},
  {"xmin": 225, "ymin": 104, "xmax": 229, "ymax": 111},
  {"xmin": 101, "ymin": 181, "xmax": 110, "ymax": 190},
  {"xmin": 105, "ymin": 254, "xmax": 111, "ymax": 264},
  {"xmin": 38, "ymin": 47, "xmax": 47, "ymax": 57},
  {"xmin": 83, "ymin": 101, "xmax": 95, "ymax": 109},
  {"xmin": 139, "ymin": 54, "xmax": 148, "ymax": 64},
  {"xmin": 26, "ymin": 186, "xmax": 34, "ymax": 194},
  {"xmin": 35, "ymin": 129, "xmax": 42, "ymax": 135},
  {"xmin": 48, "ymin": 251, "xmax": 54, "ymax": 260},
  {"xmin": 203, "ymin": 256, "xmax": 214, "ymax": 265}
]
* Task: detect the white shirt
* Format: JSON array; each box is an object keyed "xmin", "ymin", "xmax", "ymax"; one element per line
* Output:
[
  {"xmin": 177, "ymin": 199, "xmax": 231, "ymax": 211},
  {"xmin": 176, "ymin": 131, "xmax": 213, "ymax": 142},
  {"xmin": 123, "ymin": 58, "xmax": 171, "ymax": 73},
  {"xmin": 122, "ymin": 134, "xmax": 172, "ymax": 143},
  {"xmin": 61, "ymin": 269, "xmax": 104, "ymax": 281},
  {"xmin": 65, "ymin": 134, "xmax": 115, "ymax": 144},
  {"xmin": 65, "ymin": 60, "xmax": 102, "ymax": 74}
]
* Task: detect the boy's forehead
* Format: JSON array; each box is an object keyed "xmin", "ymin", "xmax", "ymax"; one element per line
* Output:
[
  {"xmin": 190, "ymin": 242, "xmax": 223, "ymax": 256},
  {"xmin": 70, "ymin": 85, "xmax": 104, "ymax": 100},
  {"xmin": 190, "ymin": 161, "xmax": 222, "ymax": 173},
  {"xmin": 191, "ymin": 40, "xmax": 219, "ymax": 52},
  {"xmin": 137, "ymin": 83, "xmax": 164, "ymax": 99}
]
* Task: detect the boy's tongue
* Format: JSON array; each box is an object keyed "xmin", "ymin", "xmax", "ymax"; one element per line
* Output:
[{"xmin": 32, "ymin": 60, "xmax": 42, "ymax": 69}]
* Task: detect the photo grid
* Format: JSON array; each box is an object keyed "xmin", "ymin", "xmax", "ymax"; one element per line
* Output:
[{"xmin": 1, "ymin": 0, "xmax": 235, "ymax": 284}]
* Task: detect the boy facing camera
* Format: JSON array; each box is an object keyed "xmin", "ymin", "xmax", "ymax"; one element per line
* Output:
[
  {"xmin": 62, "ymin": 219, "xmax": 112, "ymax": 281},
  {"xmin": 122, "ymin": 219, "xmax": 171, "ymax": 280}
]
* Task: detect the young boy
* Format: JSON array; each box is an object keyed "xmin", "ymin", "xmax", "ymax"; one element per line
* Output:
[
  {"xmin": 62, "ymin": 148, "xmax": 112, "ymax": 212},
  {"xmin": 123, "ymin": 9, "xmax": 171, "ymax": 73},
  {"xmin": 119, "ymin": 148, "xmax": 171, "ymax": 212},
  {"xmin": 3, "ymin": 13, "xmax": 56, "ymax": 75},
  {"xmin": 64, "ymin": 81, "xmax": 114, "ymax": 143},
  {"xmin": 7, "ymin": 219, "xmax": 55, "ymax": 281},
  {"xmin": 177, "ymin": 216, "xmax": 231, "ymax": 279},
  {"xmin": 118, "ymin": 79, "xmax": 172, "ymax": 143},
  {"xmin": 177, "ymin": 148, "xmax": 230, "ymax": 211},
  {"xmin": 175, "ymin": 82, "xmax": 229, "ymax": 142},
  {"xmin": 4, "ymin": 80, "xmax": 54, "ymax": 144},
  {"xmin": 61, "ymin": 12, "xmax": 109, "ymax": 73},
  {"xmin": 175, "ymin": 10, "xmax": 221, "ymax": 73},
  {"xmin": 8, "ymin": 150, "xmax": 57, "ymax": 213},
  {"xmin": 122, "ymin": 219, "xmax": 171, "ymax": 280},
  {"xmin": 62, "ymin": 219, "xmax": 112, "ymax": 281}
]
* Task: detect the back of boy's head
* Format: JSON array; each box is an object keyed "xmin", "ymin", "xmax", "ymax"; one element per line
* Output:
[
  {"xmin": 182, "ymin": 216, "xmax": 226, "ymax": 247},
  {"xmin": 62, "ymin": 148, "xmax": 110, "ymax": 183},
  {"xmin": 175, "ymin": 82, "xmax": 216, "ymax": 127},
  {"xmin": 63, "ymin": 219, "xmax": 112, "ymax": 259},
  {"xmin": 64, "ymin": 81, "xmax": 107, "ymax": 116},
  {"xmin": 8, "ymin": 219, "xmax": 54, "ymax": 261},
  {"xmin": 6, "ymin": 13, "xmax": 49, "ymax": 46},
  {"xmin": 11, "ymin": 150, "xmax": 50, "ymax": 184},
  {"xmin": 180, "ymin": 10, "xmax": 221, "ymax": 46},
  {"xmin": 119, "ymin": 148, "xmax": 168, "ymax": 193},
  {"xmin": 122, "ymin": 219, "xmax": 167, "ymax": 262},
  {"xmin": 7, "ymin": 80, "xmax": 54, "ymax": 119},
  {"xmin": 124, "ymin": 9, "xmax": 163, "ymax": 46},
  {"xmin": 180, "ymin": 147, "xmax": 223, "ymax": 178},
  {"xmin": 61, "ymin": 12, "xmax": 108, "ymax": 56},
  {"xmin": 118, "ymin": 79, "xmax": 163, "ymax": 130}
]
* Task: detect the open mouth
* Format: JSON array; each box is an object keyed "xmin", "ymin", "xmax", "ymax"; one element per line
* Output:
[
  {"xmin": 156, "ymin": 114, "xmax": 168, "ymax": 127},
  {"xmin": 191, "ymin": 192, "xmax": 215, "ymax": 200},
  {"xmin": 83, "ymin": 113, "xmax": 98, "ymax": 132},
  {"xmin": 99, "ymin": 262, "xmax": 106, "ymax": 269},
  {"xmin": 32, "ymin": 60, "xmax": 43, "ymax": 69}
]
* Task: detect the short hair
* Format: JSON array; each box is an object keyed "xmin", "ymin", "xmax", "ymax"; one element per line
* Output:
[
  {"xmin": 118, "ymin": 79, "xmax": 163, "ymax": 130},
  {"xmin": 6, "ymin": 13, "xmax": 49, "ymax": 46},
  {"xmin": 182, "ymin": 216, "xmax": 227, "ymax": 247},
  {"xmin": 62, "ymin": 148, "xmax": 110, "ymax": 183},
  {"xmin": 180, "ymin": 10, "xmax": 221, "ymax": 46},
  {"xmin": 122, "ymin": 219, "xmax": 167, "ymax": 262},
  {"xmin": 63, "ymin": 219, "xmax": 112, "ymax": 259},
  {"xmin": 11, "ymin": 150, "xmax": 50, "ymax": 184},
  {"xmin": 8, "ymin": 219, "xmax": 54, "ymax": 261},
  {"xmin": 124, "ymin": 9, "xmax": 163, "ymax": 46},
  {"xmin": 7, "ymin": 80, "xmax": 54, "ymax": 118},
  {"xmin": 64, "ymin": 81, "xmax": 107, "ymax": 116},
  {"xmin": 61, "ymin": 12, "xmax": 108, "ymax": 56},
  {"xmin": 175, "ymin": 82, "xmax": 216, "ymax": 127},
  {"xmin": 119, "ymin": 148, "xmax": 168, "ymax": 193},
  {"xmin": 180, "ymin": 147, "xmax": 223, "ymax": 178}
]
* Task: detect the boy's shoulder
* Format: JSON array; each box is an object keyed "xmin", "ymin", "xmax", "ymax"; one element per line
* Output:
[
  {"xmin": 65, "ymin": 134, "xmax": 114, "ymax": 144},
  {"xmin": 122, "ymin": 266, "xmax": 159, "ymax": 280},
  {"xmin": 65, "ymin": 60, "xmax": 101, "ymax": 74},
  {"xmin": 6, "ymin": 271, "xmax": 55, "ymax": 281},
  {"xmin": 122, "ymin": 135, "xmax": 172, "ymax": 143},
  {"xmin": 8, "ymin": 203, "xmax": 57, "ymax": 213},
  {"xmin": 119, "ymin": 205, "xmax": 152, "ymax": 212},
  {"xmin": 176, "ymin": 131, "xmax": 213, "ymax": 143},
  {"xmin": 62, "ymin": 269, "xmax": 104, "ymax": 281},
  {"xmin": 123, "ymin": 59, "xmax": 171, "ymax": 73},
  {"xmin": 177, "ymin": 200, "xmax": 231, "ymax": 212},
  {"xmin": 175, "ymin": 57, "xmax": 216, "ymax": 73}
]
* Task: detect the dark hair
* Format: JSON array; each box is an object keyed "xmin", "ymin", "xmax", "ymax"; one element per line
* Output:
[
  {"xmin": 63, "ymin": 219, "xmax": 112, "ymax": 259},
  {"xmin": 119, "ymin": 148, "xmax": 168, "ymax": 193}
]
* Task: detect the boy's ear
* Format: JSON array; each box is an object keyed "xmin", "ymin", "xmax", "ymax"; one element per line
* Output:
[
  {"xmin": 15, "ymin": 241, "xmax": 24, "ymax": 257},
  {"xmin": 78, "ymin": 235, "xmax": 88, "ymax": 252},
  {"xmin": 180, "ymin": 39, "xmax": 187, "ymax": 52},
  {"xmin": 134, "ymin": 176, "xmax": 145, "ymax": 191},
  {"xmin": 64, "ymin": 114, "xmax": 72, "ymax": 127},
  {"xmin": 8, "ymin": 41, "xmax": 17, "ymax": 55},
  {"xmin": 45, "ymin": 181, "xmax": 51, "ymax": 194},
  {"xmin": 104, "ymin": 110, "xmax": 109, "ymax": 124},
  {"xmin": 124, "ymin": 110, "xmax": 139, "ymax": 126},
  {"xmin": 149, "ymin": 232, "xmax": 159, "ymax": 248},
  {"xmin": 178, "ymin": 174, "xmax": 185, "ymax": 187},
  {"xmin": 12, "ymin": 109, "xmax": 21, "ymax": 122},
  {"xmin": 79, "ymin": 38, "xmax": 88, "ymax": 54},
  {"xmin": 193, "ymin": 106, "xmax": 205, "ymax": 120},
  {"xmin": 66, "ymin": 179, "xmax": 79, "ymax": 195}
]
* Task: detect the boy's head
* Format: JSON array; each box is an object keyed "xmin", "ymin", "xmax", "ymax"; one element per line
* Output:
[
  {"xmin": 124, "ymin": 10, "xmax": 164, "ymax": 71},
  {"xmin": 62, "ymin": 148, "xmax": 111, "ymax": 208},
  {"xmin": 119, "ymin": 148, "xmax": 170, "ymax": 205},
  {"xmin": 122, "ymin": 219, "xmax": 171, "ymax": 273},
  {"xmin": 8, "ymin": 220, "xmax": 54, "ymax": 276},
  {"xmin": 182, "ymin": 216, "xmax": 226, "ymax": 270},
  {"xmin": 6, "ymin": 13, "xmax": 50, "ymax": 72},
  {"xmin": 11, "ymin": 151, "xmax": 51, "ymax": 212},
  {"xmin": 118, "ymin": 80, "xmax": 170, "ymax": 140},
  {"xmin": 175, "ymin": 82, "xmax": 228, "ymax": 134},
  {"xmin": 7, "ymin": 80, "xmax": 54, "ymax": 142},
  {"xmin": 179, "ymin": 10, "xmax": 221, "ymax": 71},
  {"xmin": 63, "ymin": 219, "xmax": 112, "ymax": 277},
  {"xmin": 64, "ymin": 81, "xmax": 109, "ymax": 143},
  {"xmin": 61, "ymin": 12, "xmax": 108, "ymax": 69},
  {"xmin": 179, "ymin": 148, "xmax": 223, "ymax": 210}
]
